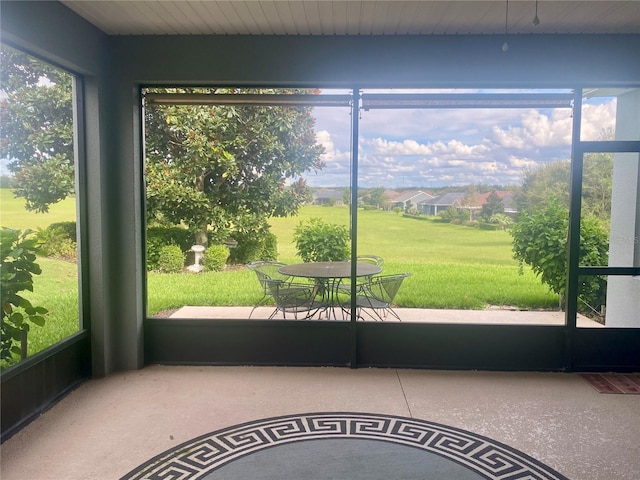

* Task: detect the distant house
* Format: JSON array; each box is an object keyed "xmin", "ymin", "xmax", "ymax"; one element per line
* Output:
[
  {"xmin": 418, "ymin": 192, "xmax": 466, "ymax": 215},
  {"xmin": 389, "ymin": 190, "xmax": 434, "ymax": 211},
  {"xmin": 312, "ymin": 189, "xmax": 344, "ymax": 206},
  {"xmin": 418, "ymin": 190, "xmax": 517, "ymax": 216}
]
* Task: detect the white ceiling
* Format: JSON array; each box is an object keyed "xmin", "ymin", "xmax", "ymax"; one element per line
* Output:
[{"xmin": 60, "ymin": 1, "xmax": 640, "ymax": 36}]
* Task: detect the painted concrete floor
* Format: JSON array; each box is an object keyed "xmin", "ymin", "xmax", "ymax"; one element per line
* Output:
[{"xmin": 2, "ymin": 366, "xmax": 639, "ymax": 480}]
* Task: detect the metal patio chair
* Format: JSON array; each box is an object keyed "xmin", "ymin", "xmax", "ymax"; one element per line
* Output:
[
  {"xmin": 247, "ymin": 261, "xmax": 296, "ymax": 318},
  {"xmin": 352, "ymin": 273, "xmax": 411, "ymax": 321},
  {"xmin": 264, "ymin": 278, "xmax": 327, "ymax": 320},
  {"xmin": 338, "ymin": 255, "xmax": 385, "ymax": 295}
]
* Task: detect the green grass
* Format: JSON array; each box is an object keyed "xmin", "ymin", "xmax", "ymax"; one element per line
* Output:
[
  {"xmin": 147, "ymin": 205, "xmax": 558, "ymax": 314},
  {"xmin": 0, "ymin": 189, "xmax": 77, "ymax": 231},
  {"xmin": 17, "ymin": 257, "xmax": 80, "ymax": 357}
]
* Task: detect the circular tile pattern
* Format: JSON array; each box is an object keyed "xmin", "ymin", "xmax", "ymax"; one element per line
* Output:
[{"xmin": 122, "ymin": 412, "xmax": 568, "ymax": 480}]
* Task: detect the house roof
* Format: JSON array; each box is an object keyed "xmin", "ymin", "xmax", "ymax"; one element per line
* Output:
[
  {"xmin": 312, "ymin": 189, "xmax": 344, "ymax": 200},
  {"xmin": 391, "ymin": 190, "xmax": 434, "ymax": 204},
  {"xmin": 422, "ymin": 192, "xmax": 466, "ymax": 206}
]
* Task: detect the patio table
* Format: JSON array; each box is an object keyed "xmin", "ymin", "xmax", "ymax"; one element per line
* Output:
[{"xmin": 278, "ymin": 261, "xmax": 382, "ymax": 319}]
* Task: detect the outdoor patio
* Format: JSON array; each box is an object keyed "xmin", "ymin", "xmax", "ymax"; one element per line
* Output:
[
  {"xmin": 1, "ymin": 365, "xmax": 638, "ymax": 479},
  {"xmin": 166, "ymin": 306, "xmax": 604, "ymax": 327}
]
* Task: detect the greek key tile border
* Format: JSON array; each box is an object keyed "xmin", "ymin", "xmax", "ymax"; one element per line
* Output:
[{"xmin": 121, "ymin": 412, "xmax": 568, "ymax": 480}]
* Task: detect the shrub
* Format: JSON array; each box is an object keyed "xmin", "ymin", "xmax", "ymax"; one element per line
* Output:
[
  {"xmin": 1, "ymin": 228, "xmax": 48, "ymax": 366},
  {"xmin": 511, "ymin": 198, "xmax": 608, "ymax": 312},
  {"xmin": 478, "ymin": 222, "xmax": 500, "ymax": 231},
  {"xmin": 228, "ymin": 232, "xmax": 264, "ymax": 264},
  {"xmin": 228, "ymin": 230, "xmax": 278, "ymax": 264},
  {"xmin": 157, "ymin": 245, "xmax": 184, "ymax": 273},
  {"xmin": 260, "ymin": 232, "xmax": 278, "ymax": 261},
  {"xmin": 147, "ymin": 227, "xmax": 192, "ymax": 270},
  {"xmin": 36, "ymin": 222, "xmax": 77, "ymax": 260},
  {"xmin": 47, "ymin": 221, "xmax": 77, "ymax": 240},
  {"xmin": 293, "ymin": 218, "xmax": 349, "ymax": 262},
  {"xmin": 202, "ymin": 244, "xmax": 230, "ymax": 271}
]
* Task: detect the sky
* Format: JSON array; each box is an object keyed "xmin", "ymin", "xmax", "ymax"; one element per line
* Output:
[{"xmin": 305, "ymin": 90, "xmax": 617, "ymax": 190}]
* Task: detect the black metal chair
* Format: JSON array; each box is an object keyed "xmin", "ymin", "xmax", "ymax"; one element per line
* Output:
[
  {"xmin": 338, "ymin": 255, "xmax": 384, "ymax": 295},
  {"xmin": 264, "ymin": 278, "xmax": 326, "ymax": 320},
  {"xmin": 351, "ymin": 273, "xmax": 411, "ymax": 321},
  {"xmin": 247, "ymin": 261, "xmax": 294, "ymax": 318}
]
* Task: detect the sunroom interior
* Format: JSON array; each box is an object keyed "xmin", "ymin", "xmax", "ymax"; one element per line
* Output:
[{"xmin": 1, "ymin": 0, "xmax": 639, "ymax": 442}]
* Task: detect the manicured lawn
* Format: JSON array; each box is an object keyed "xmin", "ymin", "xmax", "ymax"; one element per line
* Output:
[
  {"xmin": 12, "ymin": 257, "xmax": 80, "ymax": 360},
  {"xmin": 0, "ymin": 188, "xmax": 77, "ymax": 231},
  {"xmin": 148, "ymin": 205, "xmax": 559, "ymax": 314}
]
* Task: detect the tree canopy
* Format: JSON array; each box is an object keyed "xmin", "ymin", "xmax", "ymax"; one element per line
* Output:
[
  {"xmin": 0, "ymin": 46, "xmax": 75, "ymax": 213},
  {"xmin": 144, "ymin": 88, "xmax": 325, "ymax": 245}
]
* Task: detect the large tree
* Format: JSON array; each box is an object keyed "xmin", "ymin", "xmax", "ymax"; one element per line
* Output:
[
  {"xmin": 2, "ymin": 48, "xmax": 326, "ymax": 244},
  {"xmin": 0, "ymin": 46, "xmax": 75, "ymax": 213},
  {"xmin": 515, "ymin": 130, "xmax": 614, "ymax": 222},
  {"xmin": 144, "ymin": 88, "xmax": 325, "ymax": 246}
]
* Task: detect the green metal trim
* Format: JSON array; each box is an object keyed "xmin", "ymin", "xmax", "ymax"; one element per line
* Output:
[
  {"xmin": 564, "ymin": 89, "xmax": 584, "ymax": 370},
  {"xmin": 578, "ymin": 267, "xmax": 640, "ymax": 276},
  {"xmin": 349, "ymin": 89, "xmax": 360, "ymax": 368}
]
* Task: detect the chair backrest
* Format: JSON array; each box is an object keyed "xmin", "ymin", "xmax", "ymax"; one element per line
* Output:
[
  {"xmin": 247, "ymin": 261, "xmax": 288, "ymax": 292},
  {"xmin": 367, "ymin": 273, "xmax": 410, "ymax": 303},
  {"xmin": 264, "ymin": 278, "xmax": 315, "ymax": 309},
  {"xmin": 357, "ymin": 255, "xmax": 384, "ymax": 266}
]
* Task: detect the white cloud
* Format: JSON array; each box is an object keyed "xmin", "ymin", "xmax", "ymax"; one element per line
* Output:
[
  {"xmin": 305, "ymin": 95, "xmax": 616, "ymax": 188},
  {"xmin": 580, "ymin": 100, "xmax": 617, "ymax": 140}
]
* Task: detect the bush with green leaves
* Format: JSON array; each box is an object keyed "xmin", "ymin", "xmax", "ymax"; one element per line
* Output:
[
  {"xmin": 157, "ymin": 245, "xmax": 185, "ymax": 273},
  {"xmin": 511, "ymin": 199, "xmax": 609, "ymax": 312},
  {"xmin": 1, "ymin": 228, "xmax": 48, "ymax": 365},
  {"xmin": 147, "ymin": 226, "xmax": 193, "ymax": 270},
  {"xmin": 36, "ymin": 222, "xmax": 77, "ymax": 260},
  {"xmin": 228, "ymin": 230, "xmax": 278, "ymax": 264},
  {"xmin": 228, "ymin": 231, "xmax": 264, "ymax": 264},
  {"xmin": 261, "ymin": 232, "xmax": 278, "ymax": 261},
  {"xmin": 202, "ymin": 244, "xmax": 230, "ymax": 272},
  {"xmin": 293, "ymin": 218, "xmax": 349, "ymax": 262},
  {"xmin": 437, "ymin": 207, "xmax": 466, "ymax": 223}
]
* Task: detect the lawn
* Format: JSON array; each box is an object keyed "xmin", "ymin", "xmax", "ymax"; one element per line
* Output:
[
  {"xmin": 3, "ymin": 191, "xmax": 559, "ymax": 365},
  {"xmin": 0, "ymin": 188, "xmax": 77, "ymax": 230},
  {"xmin": 148, "ymin": 205, "xmax": 559, "ymax": 314}
]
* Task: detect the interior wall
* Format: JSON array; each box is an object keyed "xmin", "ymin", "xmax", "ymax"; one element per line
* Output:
[{"xmin": 112, "ymin": 34, "xmax": 640, "ymax": 87}]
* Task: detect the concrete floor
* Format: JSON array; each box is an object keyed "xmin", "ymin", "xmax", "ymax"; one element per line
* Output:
[{"xmin": 1, "ymin": 366, "xmax": 638, "ymax": 480}]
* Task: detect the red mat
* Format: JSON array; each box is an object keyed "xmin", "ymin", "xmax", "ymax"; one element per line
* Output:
[{"xmin": 581, "ymin": 373, "xmax": 640, "ymax": 394}]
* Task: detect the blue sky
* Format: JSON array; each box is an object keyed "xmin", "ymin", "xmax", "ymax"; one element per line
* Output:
[{"xmin": 306, "ymin": 90, "xmax": 616, "ymax": 189}]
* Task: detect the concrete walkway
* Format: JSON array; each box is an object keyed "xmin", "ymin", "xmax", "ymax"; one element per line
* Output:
[{"xmin": 168, "ymin": 306, "xmax": 603, "ymax": 327}]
